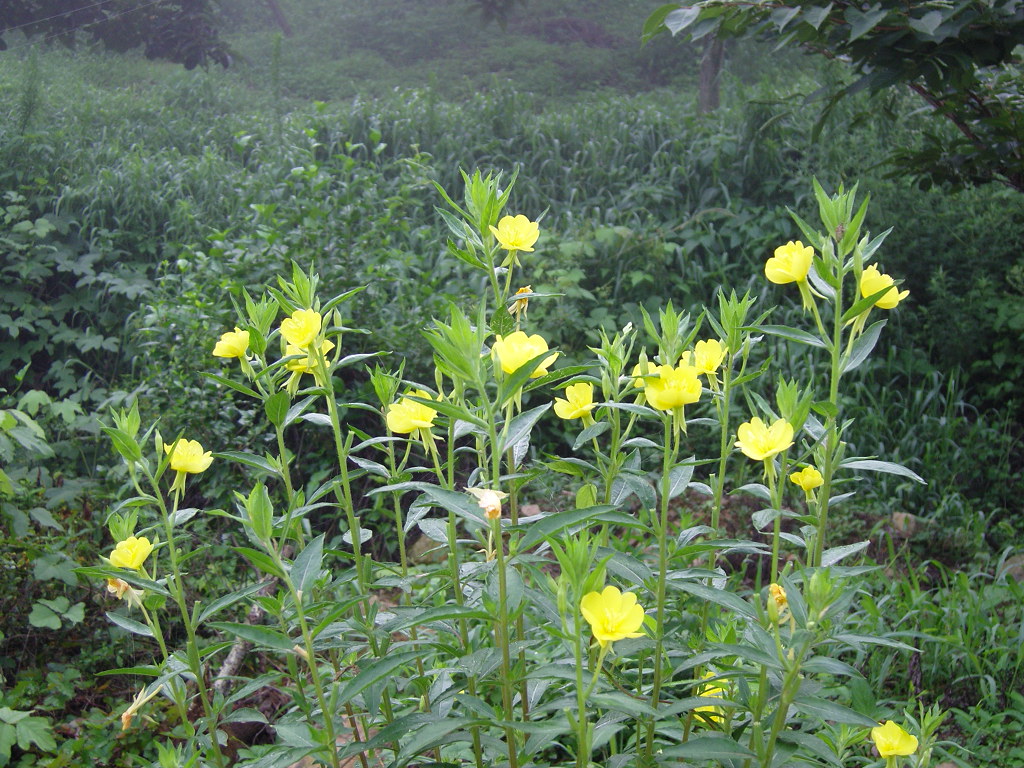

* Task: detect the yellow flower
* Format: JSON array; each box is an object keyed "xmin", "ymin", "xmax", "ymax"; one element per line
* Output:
[
  {"xmin": 492, "ymin": 331, "xmax": 558, "ymax": 378},
  {"xmin": 765, "ymin": 240, "xmax": 813, "ymax": 284},
  {"xmin": 510, "ymin": 286, "xmax": 532, "ymax": 319},
  {"xmin": 735, "ymin": 417, "xmax": 794, "ymax": 461},
  {"xmin": 643, "ymin": 363, "xmax": 702, "ymax": 412},
  {"xmin": 106, "ymin": 578, "xmax": 144, "ymax": 607},
  {"xmin": 212, "ymin": 327, "xmax": 250, "ymax": 358},
  {"xmin": 489, "ymin": 214, "xmax": 540, "ymax": 253},
  {"xmin": 164, "ymin": 438, "xmax": 213, "ymax": 496},
  {"xmin": 789, "ymin": 465, "xmax": 823, "ymax": 492},
  {"xmin": 283, "ymin": 340, "xmax": 336, "ymax": 374},
  {"xmin": 280, "ymin": 308, "xmax": 323, "ymax": 348},
  {"xmin": 694, "ymin": 672, "xmax": 726, "ymax": 721},
  {"xmin": 164, "ymin": 439, "xmax": 214, "ymax": 475},
  {"xmin": 109, "ymin": 536, "xmax": 154, "ymax": 571},
  {"xmin": 631, "ymin": 360, "xmax": 657, "ymax": 388},
  {"xmin": 860, "ymin": 265, "xmax": 909, "ymax": 310},
  {"xmin": 871, "ymin": 720, "xmax": 918, "ymax": 757},
  {"xmin": 554, "ymin": 382, "xmax": 596, "ymax": 420},
  {"xmin": 466, "ymin": 487, "xmax": 508, "ymax": 520},
  {"xmin": 692, "ymin": 339, "xmax": 726, "ymax": 376},
  {"xmin": 386, "ymin": 390, "xmax": 438, "ymax": 434},
  {"xmin": 768, "ymin": 583, "xmax": 788, "ymax": 611},
  {"xmin": 579, "ymin": 585, "xmax": 645, "ymax": 648},
  {"xmin": 120, "ymin": 684, "xmax": 163, "ymax": 731}
]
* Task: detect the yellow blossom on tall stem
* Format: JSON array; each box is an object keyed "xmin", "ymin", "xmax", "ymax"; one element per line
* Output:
[
  {"xmin": 283, "ymin": 340, "xmax": 336, "ymax": 394},
  {"xmin": 489, "ymin": 214, "xmax": 539, "ymax": 254},
  {"xmin": 510, "ymin": 285, "xmax": 532, "ymax": 322},
  {"xmin": 106, "ymin": 578, "xmax": 145, "ymax": 607},
  {"xmin": 279, "ymin": 308, "xmax": 323, "ymax": 348},
  {"xmin": 789, "ymin": 465, "xmax": 823, "ymax": 494},
  {"xmin": 579, "ymin": 585, "xmax": 646, "ymax": 648},
  {"xmin": 643, "ymin": 363, "xmax": 702, "ymax": 413},
  {"xmin": 766, "ymin": 240, "xmax": 816, "ymax": 309},
  {"xmin": 386, "ymin": 390, "xmax": 438, "ymax": 434},
  {"xmin": 692, "ymin": 339, "xmax": 726, "ymax": 378},
  {"xmin": 492, "ymin": 330, "xmax": 558, "ymax": 378},
  {"xmin": 109, "ymin": 536, "xmax": 154, "ymax": 571},
  {"xmin": 466, "ymin": 487, "xmax": 507, "ymax": 521},
  {"xmin": 871, "ymin": 720, "xmax": 918, "ymax": 758},
  {"xmin": 163, "ymin": 438, "xmax": 213, "ymax": 496},
  {"xmin": 860, "ymin": 265, "xmax": 909, "ymax": 310},
  {"xmin": 554, "ymin": 382, "xmax": 596, "ymax": 421},
  {"xmin": 765, "ymin": 240, "xmax": 813, "ymax": 284},
  {"xmin": 120, "ymin": 684, "xmax": 164, "ymax": 731},
  {"xmin": 631, "ymin": 359, "xmax": 657, "ymax": 389},
  {"xmin": 735, "ymin": 417, "xmax": 794, "ymax": 462},
  {"xmin": 212, "ymin": 327, "xmax": 250, "ymax": 358}
]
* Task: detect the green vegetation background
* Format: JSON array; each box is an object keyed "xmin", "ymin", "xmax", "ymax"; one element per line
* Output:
[{"xmin": 1, "ymin": 0, "xmax": 1022, "ymax": 764}]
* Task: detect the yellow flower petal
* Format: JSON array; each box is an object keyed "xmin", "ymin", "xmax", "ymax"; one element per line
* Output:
[
  {"xmin": 280, "ymin": 308, "xmax": 323, "ymax": 348},
  {"xmin": 735, "ymin": 417, "xmax": 794, "ymax": 461},
  {"xmin": 212, "ymin": 327, "xmax": 250, "ymax": 358},
  {"xmin": 163, "ymin": 439, "xmax": 214, "ymax": 475},
  {"xmin": 789, "ymin": 465, "xmax": 823, "ymax": 491},
  {"xmin": 489, "ymin": 214, "xmax": 540, "ymax": 253},
  {"xmin": 580, "ymin": 585, "xmax": 646, "ymax": 647},
  {"xmin": 109, "ymin": 536, "xmax": 154, "ymax": 571},
  {"xmin": 860, "ymin": 265, "xmax": 909, "ymax": 309},
  {"xmin": 386, "ymin": 390, "xmax": 439, "ymax": 434},
  {"xmin": 765, "ymin": 241, "xmax": 813, "ymax": 284},
  {"xmin": 553, "ymin": 382, "xmax": 596, "ymax": 420},
  {"xmin": 871, "ymin": 720, "xmax": 918, "ymax": 757},
  {"xmin": 492, "ymin": 331, "xmax": 558, "ymax": 378},
  {"xmin": 643, "ymin": 363, "xmax": 702, "ymax": 412}
]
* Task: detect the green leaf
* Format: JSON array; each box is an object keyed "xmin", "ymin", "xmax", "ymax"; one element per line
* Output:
[
  {"xmin": 821, "ymin": 540, "xmax": 870, "ymax": 567},
  {"xmin": 200, "ymin": 372, "xmax": 261, "ymax": 400},
  {"xmin": 792, "ymin": 694, "xmax": 878, "ymax": 727},
  {"xmin": 840, "ymin": 458, "xmax": 926, "ymax": 484},
  {"xmin": 383, "ymin": 605, "xmax": 491, "ymax": 634},
  {"xmin": 518, "ymin": 505, "xmax": 631, "ymax": 551},
  {"xmin": 572, "ymin": 420, "xmax": 610, "ymax": 451},
  {"xmin": 101, "ymin": 426, "xmax": 142, "ymax": 463},
  {"xmin": 28, "ymin": 602, "xmax": 61, "ymax": 630},
  {"xmin": 664, "ymin": 6, "xmax": 702, "ymax": 36},
  {"xmin": 234, "ymin": 546, "xmax": 287, "ymax": 578},
  {"xmin": 759, "ymin": 324, "xmax": 827, "ymax": 348},
  {"xmin": 667, "ymin": 459, "xmax": 695, "ymax": 500},
  {"xmin": 216, "ymin": 450, "xmax": 279, "ymax": 475},
  {"xmin": 264, "ymin": 391, "xmax": 291, "ymax": 428},
  {"xmin": 841, "ymin": 319, "xmax": 886, "ymax": 373},
  {"xmin": 105, "ymin": 611, "xmax": 154, "ymax": 637},
  {"xmin": 197, "ymin": 582, "xmax": 268, "ymax": 624},
  {"xmin": 14, "ymin": 715, "xmax": 55, "ymax": 753},
  {"xmin": 498, "ymin": 403, "xmax": 551, "ymax": 455},
  {"xmin": 291, "ymin": 534, "xmax": 325, "ymax": 594},
  {"xmin": 642, "ymin": 4, "xmax": 680, "ymax": 43},
  {"xmin": 846, "ymin": 5, "xmax": 889, "ymax": 42},
  {"xmin": 28, "ymin": 506, "xmax": 62, "ymax": 531},
  {"xmin": 660, "ymin": 734, "xmax": 756, "ymax": 760},
  {"xmin": 208, "ymin": 621, "xmax": 294, "ymax": 650},
  {"xmin": 667, "ymin": 581, "xmax": 757, "ymax": 620},
  {"xmin": 338, "ymin": 650, "xmax": 423, "ymax": 705}
]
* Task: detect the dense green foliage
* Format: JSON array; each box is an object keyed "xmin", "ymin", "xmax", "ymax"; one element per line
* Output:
[
  {"xmin": 645, "ymin": 0, "xmax": 1024, "ymax": 191},
  {"xmin": 1, "ymin": 2, "xmax": 1023, "ymax": 764}
]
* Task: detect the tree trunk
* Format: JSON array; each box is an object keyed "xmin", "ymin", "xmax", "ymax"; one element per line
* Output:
[
  {"xmin": 698, "ymin": 37, "xmax": 725, "ymax": 114},
  {"xmin": 264, "ymin": 0, "xmax": 292, "ymax": 36}
]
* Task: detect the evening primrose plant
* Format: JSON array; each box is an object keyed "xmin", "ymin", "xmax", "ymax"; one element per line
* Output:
[{"xmin": 86, "ymin": 172, "xmax": 943, "ymax": 768}]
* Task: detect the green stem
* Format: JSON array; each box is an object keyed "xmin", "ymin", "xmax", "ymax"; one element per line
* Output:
[
  {"xmin": 492, "ymin": 515, "xmax": 520, "ymax": 768},
  {"xmin": 646, "ymin": 413, "xmax": 678, "ymax": 756},
  {"xmin": 159, "ymin": 489, "xmax": 226, "ymax": 768}
]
